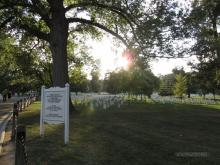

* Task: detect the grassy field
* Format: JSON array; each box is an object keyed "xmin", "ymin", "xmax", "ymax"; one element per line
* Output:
[{"xmin": 19, "ymin": 102, "xmax": 220, "ymax": 165}]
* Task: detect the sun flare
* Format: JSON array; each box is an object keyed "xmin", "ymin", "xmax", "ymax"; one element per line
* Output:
[
  {"xmin": 88, "ymin": 36, "xmax": 136, "ymax": 78},
  {"xmin": 116, "ymin": 57, "xmax": 130, "ymax": 70}
]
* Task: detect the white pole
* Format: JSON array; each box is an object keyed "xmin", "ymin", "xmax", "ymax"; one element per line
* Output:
[
  {"xmin": 40, "ymin": 85, "xmax": 45, "ymax": 137},
  {"xmin": 65, "ymin": 83, "xmax": 69, "ymax": 144}
]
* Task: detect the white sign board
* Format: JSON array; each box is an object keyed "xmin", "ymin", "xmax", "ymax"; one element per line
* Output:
[
  {"xmin": 40, "ymin": 84, "xmax": 69, "ymax": 144},
  {"xmin": 44, "ymin": 91, "xmax": 65, "ymax": 123}
]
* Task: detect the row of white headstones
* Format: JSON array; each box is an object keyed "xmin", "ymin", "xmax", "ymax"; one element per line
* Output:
[
  {"xmin": 71, "ymin": 93, "xmax": 219, "ymax": 111},
  {"xmin": 151, "ymin": 96, "xmax": 218, "ymax": 105},
  {"xmin": 72, "ymin": 94, "xmax": 125, "ymax": 110}
]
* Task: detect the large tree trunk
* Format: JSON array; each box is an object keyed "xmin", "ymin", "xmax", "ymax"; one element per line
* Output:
[
  {"xmin": 49, "ymin": 1, "xmax": 74, "ymax": 110},
  {"xmin": 49, "ymin": 2, "xmax": 68, "ymax": 87}
]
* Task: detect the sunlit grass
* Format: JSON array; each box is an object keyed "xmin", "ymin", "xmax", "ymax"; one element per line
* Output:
[{"xmin": 19, "ymin": 101, "xmax": 220, "ymax": 165}]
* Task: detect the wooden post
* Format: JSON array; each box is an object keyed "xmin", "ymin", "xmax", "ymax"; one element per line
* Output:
[
  {"xmin": 19, "ymin": 99, "xmax": 23, "ymax": 112},
  {"xmin": 23, "ymin": 98, "xmax": 26, "ymax": 110},
  {"xmin": 11, "ymin": 103, "xmax": 16, "ymax": 140},
  {"xmin": 11, "ymin": 103, "xmax": 18, "ymax": 140},
  {"xmin": 24, "ymin": 98, "xmax": 27, "ymax": 108},
  {"xmin": 28, "ymin": 97, "xmax": 31, "ymax": 105},
  {"xmin": 15, "ymin": 125, "xmax": 26, "ymax": 165}
]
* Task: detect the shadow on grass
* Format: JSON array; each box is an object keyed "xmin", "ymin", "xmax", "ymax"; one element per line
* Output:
[{"xmin": 19, "ymin": 102, "xmax": 220, "ymax": 165}]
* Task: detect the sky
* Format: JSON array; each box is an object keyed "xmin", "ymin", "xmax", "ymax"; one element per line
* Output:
[
  {"xmin": 149, "ymin": 57, "xmax": 198, "ymax": 76},
  {"xmin": 88, "ymin": 36, "xmax": 198, "ymax": 79},
  {"xmin": 88, "ymin": 37, "xmax": 126, "ymax": 78},
  {"xmin": 73, "ymin": 0, "xmax": 199, "ymax": 79}
]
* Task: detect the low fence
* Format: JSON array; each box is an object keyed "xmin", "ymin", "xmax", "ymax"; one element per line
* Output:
[
  {"xmin": 11, "ymin": 96, "xmax": 36, "ymax": 165},
  {"xmin": 15, "ymin": 125, "xmax": 28, "ymax": 165}
]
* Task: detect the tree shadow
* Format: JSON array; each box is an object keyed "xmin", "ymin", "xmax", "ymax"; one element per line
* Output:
[{"xmin": 18, "ymin": 102, "xmax": 220, "ymax": 165}]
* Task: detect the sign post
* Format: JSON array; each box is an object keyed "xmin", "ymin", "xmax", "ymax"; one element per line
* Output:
[
  {"xmin": 64, "ymin": 83, "xmax": 69, "ymax": 144},
  {"xmin": 40, "ymin": 86, "xmax": 45, "ymax": 137},
  {"xmin": 40, "ymin": 84, "xmax": 69, "ymax": 144}
]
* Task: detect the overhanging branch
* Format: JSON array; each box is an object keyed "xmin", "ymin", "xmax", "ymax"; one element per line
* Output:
[
  {"xmin": 65, "ymin": 2, "xmax": 143, "ymax": 49},
  {"xmin": 0, "ymin": 1, "xmax": 51, "ymax": 27},
  {"xmin": 66, "ymin": 2, "xmax": 128, "ymax": 15},
  {"xmin": 18, "ymin": 23, "xmax": 50, "ymax": 41},
  {"xmin": 65, "ymin": 2, "xmax": 141, "ymax": 26},
  {"xmin": 0, "ymin": 16, "xmax": 14, "ymax": 29},
  {"xmin": 28, "ymin": 0, "xmax": 51, "ymax": 27},
  {"xmin": 68, "ymin": 18, "xmax": 129, "ymax": 47}
]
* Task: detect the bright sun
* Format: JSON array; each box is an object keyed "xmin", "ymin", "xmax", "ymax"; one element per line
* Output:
[
  {"xmin": 88, "ymin": 36, "xmax": 128, "ymax": 78},
  {"xmin": 87, "ymin": 35, "xmax": 195, "ymax": 79},
  {"xmin": 116, "ymin": 57, "xmax": 129, "ymax": 69}
]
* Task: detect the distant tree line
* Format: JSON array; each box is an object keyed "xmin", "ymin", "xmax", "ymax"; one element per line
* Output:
[
  {"xmin": 159, "ymin": 67, "xmax": 220, "ymax": 99},
  {"xmin": 103, "ymin": 66, "xmax": 159, "ymax": 98}
]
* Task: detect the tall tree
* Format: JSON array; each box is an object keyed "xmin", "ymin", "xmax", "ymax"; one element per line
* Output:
[
  {"xmin": 159, "ymin": 74, "xmax": 176, "ymax": 96},
  {"xmin": 0, "ymin": 30, "xmax": 48, "ymax": 93},
  {"xmin": 185, "ymin": 72, "xmax": 200, "ymax": 98},
  {"xmin": 173, "ymin": 74, "xmax": 187, "ymax": 99},
  {"xmin": 0, "ymin": 0, "xmax": 183, "ymax": 87},
  {"xmin": 188, "ymin": 0, "xmax": 220, "ymax": 60},
  {"xmin": 129, "ymin": 67, "xmax": 159, "ymax": 98},
  {"xmin": 194, "ymin": 61, "xmax": 218, "ymax": 99},
  {"xmin": 179, "ymin": 0, "xmax": 220, "ymax": 86},
  {"xmin": 69, "ymin": 66, "xmax": 88, "ymax": 94},
  {"xmin": 0, "ymin": 31, "xmax": 15, "ymax": 92},
  {"xmin": 90, "ymin": 69, "xmax": 101, "ymax": 93},
  {"xmin": 104, "ymin": 67, "xmax": 159, "ymax": 97}
]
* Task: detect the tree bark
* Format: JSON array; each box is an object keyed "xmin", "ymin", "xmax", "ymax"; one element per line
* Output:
[
  {"xmin": 49, "ymin": 1, "xmax": 74, "ymax": 110},
  {"xmin": 49, "ymin": 1, "xmax": 68, "ymax": 87}
]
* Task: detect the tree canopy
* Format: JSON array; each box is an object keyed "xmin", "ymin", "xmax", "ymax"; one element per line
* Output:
[
  {"xmin": 1, "ymin": 0, "xmax": 220, "ymax": 102},
  {"xmin": 104, "ymin": 66, "xmax": 159, "ymax": 97},
  {"xmin": 0, "ymin": 0, "xmax": 186, "ymax": 89}
]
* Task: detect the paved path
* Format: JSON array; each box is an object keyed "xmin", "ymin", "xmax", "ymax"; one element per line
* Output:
[
  {"xmin": 0, "ymin": 97, "xmax": 23, "ymax": 134},
  {"xmin": 0, "ymin": 97, "xmax": 24, "ymax": 164},
  {"xmin": 0, "ymin": 120, "xmax": 14, "ymax": 165},
  {"xmin": 0, "ymin": 102, "xmax": 14, "ymax": 146}
]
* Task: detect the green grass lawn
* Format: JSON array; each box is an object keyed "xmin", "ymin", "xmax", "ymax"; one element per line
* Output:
[{"xmin": 19, "ymin": 102, "xmax": 220, "ymax": 165}]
